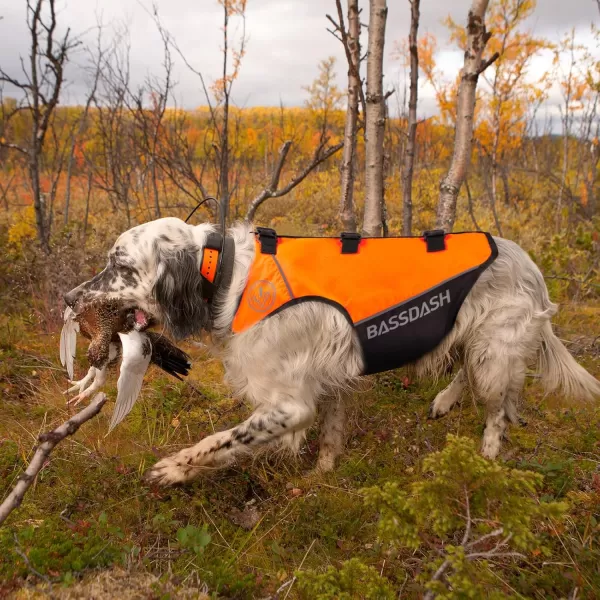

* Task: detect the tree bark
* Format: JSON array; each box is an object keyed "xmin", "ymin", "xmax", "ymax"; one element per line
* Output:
[
  {"xmin": 339, "ymin": 0, "xmax": 361, "ymax": 233},
  {"xmin": 435, "ymin": 0, "xmax": 492, "ymax": 232},
  {"xmin": 29, "ymin": 1, "xmax": 50, "ymax": 253},
  {"xmin": 401, "ymin": 0, "xmax": 420, "ymax": 236},
  {"xmin": 362, "ymin": 0, "xmax": 388, "ymax": 237}
]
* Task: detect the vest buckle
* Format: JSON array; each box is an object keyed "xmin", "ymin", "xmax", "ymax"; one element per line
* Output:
[
  {"xmin": 256, "ymin": 227, "xmax": 278, "ymax": 255},
  {"xmin": 423, "ymin": 229, "xmax": 446, "ymax": 252},
  {"xmin": 340, "ymin": 232, "xmax": 361, "ymax": 254}
]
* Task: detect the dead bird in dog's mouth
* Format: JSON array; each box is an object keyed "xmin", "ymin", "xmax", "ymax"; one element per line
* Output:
[{"xmin": 60, "ymin": 298, "xmax": 191, "ymax": 430}]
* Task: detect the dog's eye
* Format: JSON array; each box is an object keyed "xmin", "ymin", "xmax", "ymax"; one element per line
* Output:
[{"xmin": 111, "ymin": 258, "xmax": 130, "ymax": 271}]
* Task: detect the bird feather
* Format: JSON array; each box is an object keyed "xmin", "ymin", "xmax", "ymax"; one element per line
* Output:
[
  {"xmin": 108, "ymin": 331, "xmax": 152, "ymax": 433},
  {"xmin": 60, "ymin": 306, "xmax": 79, "ymax": 380}
]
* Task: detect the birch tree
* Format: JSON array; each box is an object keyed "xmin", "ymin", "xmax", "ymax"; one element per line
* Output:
[
  {"xmin": 401, "ymin": 0, "xmax": 420, "ymax": 236},
  {"xmin": 436, "ymin": 0, "xmax": 496, "ymax": 232},
  {"xmin": 362, "ymin": 0, "xmax": 388, "ymax": 237},
  {"xmin": 328, "ymin": 0, "xmax": 363, "ymax": 232}
]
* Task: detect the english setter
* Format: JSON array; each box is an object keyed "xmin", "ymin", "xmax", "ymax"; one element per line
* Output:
[{"xmin": 63, "ymin": 218, "xmax": 600, "ymax": 485}]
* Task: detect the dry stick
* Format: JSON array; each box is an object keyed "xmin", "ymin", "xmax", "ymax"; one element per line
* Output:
[{"xmin": 0, "ymin": 393, "xmax": 107, "ymax": 527}]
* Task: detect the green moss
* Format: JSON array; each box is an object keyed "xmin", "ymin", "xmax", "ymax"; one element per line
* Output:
[{"xmin": 0, "ymin": 514, "xmax": 126, "ymax": 581}]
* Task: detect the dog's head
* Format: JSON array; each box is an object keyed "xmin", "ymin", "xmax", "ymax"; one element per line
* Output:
[{"xmin": 64, "ymin": 217, "xmax": 213, "ymax": 340}]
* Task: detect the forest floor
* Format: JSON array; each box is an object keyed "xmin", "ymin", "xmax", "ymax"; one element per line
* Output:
[{"xmin": 0, "ymin": 301, "xmax": 599, "ymax": 599}]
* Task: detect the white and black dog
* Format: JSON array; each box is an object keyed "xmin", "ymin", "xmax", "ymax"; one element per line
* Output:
[{"xmin": 63, "ymin": 217, "xmax": 600, "ymax": 485}]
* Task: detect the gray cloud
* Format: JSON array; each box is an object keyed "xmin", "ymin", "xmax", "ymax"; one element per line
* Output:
[{"xmin": 0, "ymin": 0, "xmax": 597, "ymax": 112}]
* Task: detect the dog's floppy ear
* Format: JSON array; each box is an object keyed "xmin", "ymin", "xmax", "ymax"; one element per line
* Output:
[{"xmin": 152, "ymin": 245, "xmax": 210, "ymax": 340}]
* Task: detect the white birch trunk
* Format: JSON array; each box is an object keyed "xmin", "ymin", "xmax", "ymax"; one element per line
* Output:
[
  {"xmin": 436, "ymin": 0, "xmax": 492, "ymax": 232},
  {"xmin": 362, "ymin": 0, "xmax": 388, "ymax": 237},
  {"xmin": 339, "ymin": 0, "xmax": 361, "ymax": 232}
]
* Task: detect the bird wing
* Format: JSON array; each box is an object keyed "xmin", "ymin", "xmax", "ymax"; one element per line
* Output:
[
  {"xmin": 108, "ymin": 331, "xmax": 152, "ymax": 433},
  {"xmin": 147, "ymin": 332, "xmax": 191, "ymax": 379},
  {"xmin": 60, "ymin": 306, "xmax": 79, "ymax": 380}
]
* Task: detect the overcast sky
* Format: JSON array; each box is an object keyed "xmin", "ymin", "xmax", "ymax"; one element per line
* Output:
[{"xmin": 0, "ymin": 0, "xmax": 598, "ymax": 119}]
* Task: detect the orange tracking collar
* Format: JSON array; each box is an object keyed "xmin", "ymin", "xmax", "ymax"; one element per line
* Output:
[
  {"xmin": 201, "ymin": 246, "xmax": 219, "ymax": 284},
  {"xmin": 231, "ymin": 228, "xmax": 497, "ymax": 374},
  {"xmin": 198, "ymin": 232, "xmax": 235, "ymax": 305}
]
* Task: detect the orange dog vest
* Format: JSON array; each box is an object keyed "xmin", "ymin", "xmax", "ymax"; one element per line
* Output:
[{"xmin": 231, "ymin": 229, "xmax": 497, "ymax": 374}]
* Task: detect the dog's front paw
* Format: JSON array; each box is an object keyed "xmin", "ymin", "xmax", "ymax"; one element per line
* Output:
[
  {"xmin": 428, "ymin": 400, "xmax": 449, "ymax": 420},
  {"xmin": 144, "ymin": 455, "xmax": 195, "ymax": 486}
]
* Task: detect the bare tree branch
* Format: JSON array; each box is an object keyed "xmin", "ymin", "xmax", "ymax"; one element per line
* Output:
[
  {"xmin": 327, "ymin": 0, "xmax": 367, "ymax": 117},
  {"xmin": 159, "ymin": 1, "xmax": 247, "ymax": 224},
  {"xmin": 64, "ymin": 24, "xmax": 104, "ymax": 225},
  {"xmin": 478, "ymin": 51, "xmax": 500, "ymax": 75},
  {"xmin": 0, "ymin": 141, "xmax": 29, "ymax": 155},
  {"xmin": 0, "ymin": 0, "xmax": 79, "ymax": 252},
  {"xmin": 13, "ymin": 532, "xmax": 52, "ymax": 583},
  {"xmin": 0, "ymin": 394, "xmax": 107, "ymax": 527},
  {"xmin": 246, "ymin": 139, "xmax": 343, "ymax": 222}
]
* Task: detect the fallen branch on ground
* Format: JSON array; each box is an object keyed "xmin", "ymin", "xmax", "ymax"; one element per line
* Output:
[{"xmin": 0, "ymin": 393, "xmax": 107, "ymax": 527}]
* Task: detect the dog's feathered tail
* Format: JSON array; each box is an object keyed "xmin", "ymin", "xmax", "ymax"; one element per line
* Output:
[{"xmin": 538, "ymin": 320, "xmax": 600, "ymax": 401}]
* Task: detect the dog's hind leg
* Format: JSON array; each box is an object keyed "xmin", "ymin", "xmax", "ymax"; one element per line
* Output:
[
  {"xmin": 471, "ymin": 355, "xmax": 526, "ymax": 460},
  {"xmin": 428, "ymin": 368, "xmax": 466, "ymax": 419},
  {"xmin": 316, "ymin": 395, "xmax": 346, "ymax": 472},
  {"xmin": 145, "ymin": 386, "xmax": 317, "ymax": 486}
]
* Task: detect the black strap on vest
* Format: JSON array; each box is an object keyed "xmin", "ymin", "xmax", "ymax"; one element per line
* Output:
[
  {"xmin": 200, "ymin": 234, "xmax": 235, "ymax": 304},
  {"xmin": 341, "ymin": 232, "xmax": 361, "ymax": 254},
  {"xmin": 423, "ymin": 229, "xmax": 446, "ymax": 252},
  {"xmin": 256, "ymin": 227, "xmax": 278, "ymax": 255}
]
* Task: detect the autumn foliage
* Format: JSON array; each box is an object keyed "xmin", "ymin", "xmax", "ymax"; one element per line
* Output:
[{"xmin": 0, "ymin": 0, "xmax": 598, "ymax": 301}]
